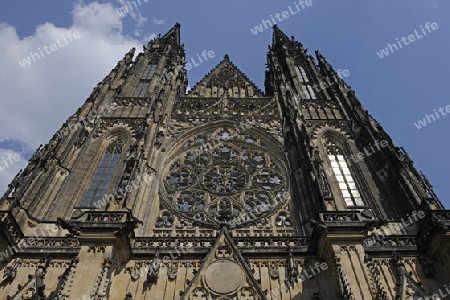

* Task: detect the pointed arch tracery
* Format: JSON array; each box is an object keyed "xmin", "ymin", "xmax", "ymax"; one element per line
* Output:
[
  {"xmin": 77, "ymin": 126, "xmax": 132, "ymax": 209},
  {"xmin": 80, "ymin": 138, "xmax": 124, "ymax": 208},
  {"xmin": 325, "ymin": 140, "xmax": 364, "ymax": 207},
  {"xmin": 314, "ymin": 127, "xmax": 367, "ymax": 209}
]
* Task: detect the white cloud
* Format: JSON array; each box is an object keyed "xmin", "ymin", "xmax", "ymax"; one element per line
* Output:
[
  {"xmin": 116, "ymin": 0, "xmax": 149, "ymax": 36},
  {"xmin": 0, "ymin": 148, "xmax": 28, "ymax": 197},
  {"xmin": 0, "ymin": 1, "xmax": 154, "ymax": 192},
  {"xmin": 153, "ymin": 18, "xmax": 166, "ymax": 25}
]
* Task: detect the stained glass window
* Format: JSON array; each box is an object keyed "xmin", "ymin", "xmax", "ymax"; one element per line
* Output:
[
  {"xmin": 81, "ymin": 139, "xmax": 123, "ymax": 207},
  {"xmin": 327, "ymin": 142, "xmax": 364, "ymax": 207}
]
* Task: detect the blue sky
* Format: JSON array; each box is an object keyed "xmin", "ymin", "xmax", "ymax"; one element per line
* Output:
[{"xmin": 0, "ymin": 0, "xmax": 449, "ymax": 207}]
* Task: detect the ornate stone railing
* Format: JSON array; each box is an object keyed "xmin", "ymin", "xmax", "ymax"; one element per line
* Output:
[
  {"xmin": 364, "ymin": 235, "xmax": 418, "ymax": 251},
  {"xmin": 234, "ymin": 237, "xmax": 312, "ymax": 249},
  {"xmin": 113, "ymin": 96, "xmax": 153, "ymax": 107},
  {"xmin": 85, "ymin": 212, "xmax": 129, "ymax": 222},
  {"xmin": 132, "ymin": 236, "xmax": 313, "ymax": 253},
  {"xmin": 430, "ymin": 210, "xmax": 450, "ymax": 222},
  {"xmin": 133, "ymin": 238, "xmax": 214, "ymax": 250},
  {"xmin": 23, "ymin": 237, "xmax": 80, "ymax": 249},
  {"xmin": 319, "ymin": 211, "xmax": 361, "ymax": 222}
]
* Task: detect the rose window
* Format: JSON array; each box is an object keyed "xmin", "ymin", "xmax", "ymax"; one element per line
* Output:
[
  {"xmin": 161, "ymin": 130, "xmax": 288, "ymax": 227},
  {"xmin": 202, "ymin": 165, "xmax": 247, "ymax": 194}
]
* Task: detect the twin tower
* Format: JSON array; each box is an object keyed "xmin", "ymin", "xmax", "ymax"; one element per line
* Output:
[{"xmin": 1, "ymin": 23, "xmax": 449, "ymax": 299}]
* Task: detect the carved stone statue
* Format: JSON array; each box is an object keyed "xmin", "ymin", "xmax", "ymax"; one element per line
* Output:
[
  {"xmin": 153, "ymin": 100, "xmax": 163, "ymax": 123},
  {"xmin": 287, "ymin": 249, "xmax": 298, "ymax": 280},
  {"xmin": 3, "ymin": 258, "xmax": 20, "ymax": 281},
  {"xmin": 127, "ymin": 266, "xmax": 140, "ymax": 281},
  {"xmin": 147, "ymin": 251, "xmax": 160, "ymax": 283},
  {"xmin": 125, "ymin": 48, "xmax": 136, "ymax": 65},
  {"xmin": 35, "ymin": 265, "xmax": 46, "ymax": 299}
]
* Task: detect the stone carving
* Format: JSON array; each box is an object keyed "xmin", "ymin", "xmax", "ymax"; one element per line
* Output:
[
  {"xmin": 122, "ymin": 292, "xmax": 133, "ymax": 300},
  {"xmin": 287, "ymin": 249, "xmax": 298, "ymax": 280},
  {"xmin": 127, "ymin": 266, "xmax": 141, "ymax": 281},
  {"xmin": 147, "ymin": 251, "xmax": 160, "ymax": 283},
  {"xmin": 161, "ymin": 135, "xmax": 287, "ymax": 227},
  {"xmin": 215, "ymin": 246, "xmax": 232, "ymax": 259},
  {"xmin": 317, "ymin": 164, "xmax": 332, "ymax": 199},
  {"xmin": 54, "ymin": 258, "xmax": 79, "ymax": 300},
  {"xmin": 333, "ymin": 255, "xmax": 353, "ymax": 299},
  {"xmin": 155, "ymin": 212, "xmax": 174, "ymax": 228},
  {"xmin": 35, "ymin": 258, "xmax": 49, "ymax": 300},
  {"xmin": 364, "ymin": 256, "xmax": 389, "ymax": 300},
  {"xmin": 74, "ymin": 128, "xmax": 89, "ymax": 148},
  {"xmin": 88, "ymin": 245, "xmax": 106, "ymax": 253},
  {"xmin": 269, "ymin": 263, "xmax": 279, "ymax": 279},
  {"xmin": 239, "ymin": 287, "xmax": 257, "ymax": 300},
  {"xmin": 190, "ymin": 287, "xmax": 210, "ymax": 300},
  {"xmin": 3, "ymin": 258, "xmax": 20, "ymax": 282},
  {"xmin": 167, "ymin": 265, "xmax": 178, "ymax": 281},
  {"xmin": 91, "ymin": 257, "xmax": 112, "ymax": 299},
  {"xmin": 24, "ymin": 237, "xmax": 80, "ymax": 248},
  {"xmin": 0, "ymin": 213, "xmax": 23, "ymax": 244}
]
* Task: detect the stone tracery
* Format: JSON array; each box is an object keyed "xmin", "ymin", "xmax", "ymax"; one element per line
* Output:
[{"xmin": 161, "ymin": 129, "xmax": 288, "ymax": 227}]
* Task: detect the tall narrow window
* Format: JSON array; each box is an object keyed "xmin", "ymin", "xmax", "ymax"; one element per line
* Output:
[
  {"xmin": 81, "ymin": 139, "xmax": 123, "ymax": 207},
  {"xmin": 296, "ymin": 66, "xmax": 317, "ymax": 100},
  {"xmin": 142, "ymin": 64, "xmax": 157, "ymax": 79},
  {"xmin": 327, "ymin": 141, "xmax": 364, "ymax": 207},
  {"xmin": 302, "ymin": 85, "xmax": 311, "ymax": 99},
  {"xmin": 307, "ymin": 85, "xmax": 317, "ymax": 99},
  {"xmin": 134, "ymin": 82, "xmax": 150, "ymax": 97},
  {"xmin": 294, "ymin": 66, "xmax": 309, "ymax": 82}
]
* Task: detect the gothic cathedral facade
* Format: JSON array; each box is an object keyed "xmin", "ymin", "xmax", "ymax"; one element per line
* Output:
[{"xmin": 1, "ymin": 23, "xmax": 449, "ymax": 299}]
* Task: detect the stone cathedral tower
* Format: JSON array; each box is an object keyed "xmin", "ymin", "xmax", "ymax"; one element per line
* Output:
[{"xmin": 1, "ymin": 23, "xmax": 449, "ymax": 299}]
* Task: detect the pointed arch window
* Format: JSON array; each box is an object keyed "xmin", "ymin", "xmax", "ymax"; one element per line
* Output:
[
  {"xmin": 326, "ymin": 141, "xmax": 364, "ymax": 207},
  {"xmin": 294, "ymin": 66, "xmax": 309, "ymax": 83},
  {"xmin": 81, "ymin": 139, "xmax": 123, "ymax": 207},
  {"xmin": 142, "ymin": 64, "xmax": 157, "ymax": 79},
  {"xmin": 134, "ymin": 82, "xmax": 150, "ymax": 97},
  {"xmin": 295, "ymin": 66, "xmax": 317, "ymax": 99},
  {"xmin": 302, "ymin": 85, "xmax": 317, "ymax": 100}
]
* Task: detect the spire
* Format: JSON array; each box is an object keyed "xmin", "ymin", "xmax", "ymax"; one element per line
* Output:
[
  {"xmin": 272, "ymin": 24, "xmax": 290, "ymax": 46},
  {"xmin": 315, "ymin": 50, "xmax": 348, "ymax": 87},
  {"xmin": 161, "ymin": 22, "xmax": 181, "ymax": 45},
  {"xmin": 315, "ymin": 50, "xmax": 332, "ymax": 71}
]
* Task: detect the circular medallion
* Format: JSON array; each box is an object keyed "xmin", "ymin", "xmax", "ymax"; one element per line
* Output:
[{"xmin": 205, "ymin": 260, "xmax": 243, "ymax": 294}]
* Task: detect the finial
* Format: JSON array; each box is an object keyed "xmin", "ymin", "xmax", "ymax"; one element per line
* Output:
[{"xmin": 224, "ymin": 54, "xmax": 230, "ymax": 61}]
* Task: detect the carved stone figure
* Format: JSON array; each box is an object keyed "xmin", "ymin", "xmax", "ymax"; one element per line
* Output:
[
  {"xmin": 3, "ymin": 258, "xmax": 20, "ymax": 282},
  {"xmin": 35, "ymin": 265, "xmax": 46, "ymax": 299},
  {"xmin": 128, "ymin": 267, "xmax": 140, "ymax": 281},
  {"xmin": 147, "ymin": 251, "xmax": 160, "ymax": 283},
  {"xmin": 287, "ymin": 249, "xmax": 298, "ymax": 280}
]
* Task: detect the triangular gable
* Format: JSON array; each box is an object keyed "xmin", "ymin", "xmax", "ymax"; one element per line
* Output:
[
  {"xmin": 182, "ymin": 227, "xmax": 266, "ymax": 299},
  {"xmin": 187, "ymin": 55, "xmax": 265, "ymax": 98}
]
